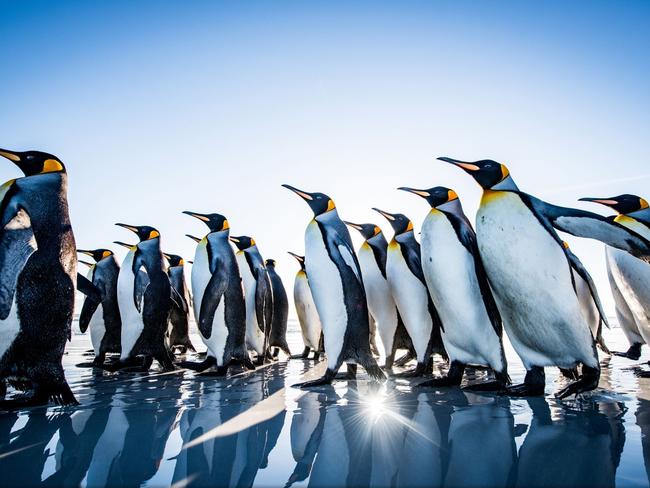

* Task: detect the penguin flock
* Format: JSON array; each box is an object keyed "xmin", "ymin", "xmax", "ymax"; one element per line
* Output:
[{"xmin": 1, "ymin": 147, "xmax": 650, "ymax": 409}]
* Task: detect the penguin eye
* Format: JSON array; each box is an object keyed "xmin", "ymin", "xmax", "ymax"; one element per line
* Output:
[{"xmin": 26, "ymin": 155, "xmax": 34, "ymax": 160}]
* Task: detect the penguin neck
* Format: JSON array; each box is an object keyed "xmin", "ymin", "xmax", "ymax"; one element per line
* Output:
[
  {"xmin": 394, "ymin": 230, "xmax": 417, "ymax": 245},
  {"xmin": 488, "ymin": 175, "xmax": 519, "ymax": 192},
  {"xmin": 435, "ymin": 198, "xmax": 465, "ymax": 218},
  {"xmin": 244, "ymin": 245, "xmax": 265, "ymax": 269},
  {"xmin": 366, "ymin": 232, "xmax": 388, "ymax": 252},
  {"xmin": 628, "ymin": 207, "xmax": 650, "ymax": 226},
  {"xmin": 315, "ymin": 208, "xmax": 340, "ymax": 223},
  {"xmin": 137, "ymin": 238, "xmax": 166, "ymax": 275}
]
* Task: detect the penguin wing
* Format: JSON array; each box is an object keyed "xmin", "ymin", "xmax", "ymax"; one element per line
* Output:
[
  {"xmin": 565, "ymin": 247, "xmax": 610, "ymax": 330},
  {"xmin": 77, "ymin": 273, "xmax": 102, "ymax": 333},
  {"xmin": 323, "ymin": 226, "xmax": 363, "ymax": 286},
  {"xmin": 398, "ymin": 242, "xmax": 427, "ymax": 286},
  {"xmin": 131, "ymin": 250, "xmax": 151, "ymax": 312},
  {"xmin": 198, "ymin": 264, "xmax": 229, "ymax": 338},
  {"xmin": 0, "ymin": 207, "xmax": 37, "ymax": 319},
  {"xmin": 79, "ymin": 294, "xmax": 100, "ymax": 333},
  {"xmin": 255, "ymin": 268, "xmax": 273, "ymax": 332},
  {"xmin": 528, "ymin": 195, "xmax": 650, "ymax": 262}
]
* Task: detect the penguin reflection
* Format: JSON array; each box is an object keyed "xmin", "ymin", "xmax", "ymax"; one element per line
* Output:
[{"xmin": 516, "ymin": 398, "xmax": 625, "ymax": 488}]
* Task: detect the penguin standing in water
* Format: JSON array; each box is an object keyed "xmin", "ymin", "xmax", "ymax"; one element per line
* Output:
[
  {"xmin": 288, "ymin": 252, "xmax": 323, "ymax": 360},
  {"xmin": 344, "ymin": 221, "xmax": 415, "ymax": 370},
  {"xmin": 76, "ymin": 248, "xmax": 121, "ymax": 367},
  {"xmin": 230, "ymin": 235, "xmax": 274, "ymax": 364},
  {"xmin": 163, "ymin": 253, "xmax": 195, "ymax": 354},
  {"xmin": 397, "ymin": 186, "xmax": 509, "ymax": 388},
  {"xmin": 181, "ymin": 212, "xmax": 253, "ymax": 374},
  {"xmin": 0, "ymin": 148, "xmax": 78, "ymax": 406},
  {"xmin": 580, "ymin": 194, "xmax": 650, "ymax": 359},
  {"xmin": 265, "ymin": 259, "xmax": 292, "ymax": 357},
  {"xmin": 373, "ymin": 208, "xmax": 446, "ymax": 377},
  {"xmin": 441, "ymin": 157, "xmax": 650, "ymax": 397},
  {"xmin": 283, "ymin": 184, "xmax": 385, "ymax": 386},
  {"xmin": 111, "ymin": 223, "xmax": 175, "ymax": 372}
]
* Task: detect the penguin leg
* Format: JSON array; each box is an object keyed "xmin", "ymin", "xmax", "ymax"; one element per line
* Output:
[
  {"xmin": 313, "ymin": 350, "xmax": 322, "ymax": 362},
  {"xmin": 393, "ymin": 361, "xmax": 428, "ymax": 378},
  {"xmin": 155, "ymin": 350, "xmax": 176, "ymax": 372},
  {"xmin": 559, "ymin": 367, "xmax": 579, "ymax": 380},
  {"xmin": 393, "ymin": 351, "xmax": 415, "ymax": 367},
  {"xmin": 417, "ymin": 361, "xmax": 465, "ymax": 388},
  {"xmin": 335, "ymin": 363, "xmax": 357, "ymax": 380},
  {"xmin": 384, "ymin": 351, "xmax": 396, "ymax": 373},
  {"xmin": 290, "ymin": 347, "xmax": 311, "ymax": 360},
  {"xmin": 555, "ymin": 365, "xmax": 600, "ymax": 399},
  {"xmin": 120, "ymin": 356, "xmax": 154, "ymax": 373},
  {"xmin": 292, "ymin": 368, "xmax": 337, "ymax": 389},
  {"xmin": 463, "ymin": 369, "xmax": 511, "ymax": 391},
  {"xmin": 0, "ymin": 380, "xmax": 6, "ymax": 399},
  {"xmin": 178, "ymin": 356, "xmax": 217, "ymax": 372},
  {"xmin": 97, "ymin": 356, "xmax": 140, "ymax": 372},
  {"xmin": 500, "ymin": 366, "xmax": 546, "ymax": 397},
  {"xmin": 273, "ymin": 347, "xmax": 280, "ymax": 358},
  {"xmin": 171, "ymin": 345, "xmax": 187, "ymax": 355},
  {"xmin": 612, "ymin": 343, "xmax": 643, "ymax": 360},
  {"xmin": 197, "ymin": 350, "xmax": 208, "ymax": 358}
]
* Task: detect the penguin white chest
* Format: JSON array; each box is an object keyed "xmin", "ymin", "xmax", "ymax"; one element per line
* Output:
[
  {"xmin": 236, "ymin": 252, "xmax": 265, "ymax": 354},
  {"xmin": 421, "ymin": 212, "xmax": 502, "ymax": 368},
  {"xmin": 293, "ymin": 272, "xmax": 322, "ymax": 350},
  {"xmin": 475, "ymin": 192, "xmax": 595, "ymax": 369},
  {"xmin": 304, "ymin": 220, "xmax": 347, "ymax": 369},
  {"xmin": 117, "ymin": 252, "xmax": 145, "ymax": 360},
  {"xmin": 191, "ymin": 242, "xmax": 211, "ymax": 320},
  {"xmin": 385, "ymin": 241, "xmax": 432, "ymax": 362}
]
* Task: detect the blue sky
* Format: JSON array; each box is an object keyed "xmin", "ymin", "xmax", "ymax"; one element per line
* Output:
[{"xmin": 1, "ymin": 0, "xmax": 649, "ymax": 314}]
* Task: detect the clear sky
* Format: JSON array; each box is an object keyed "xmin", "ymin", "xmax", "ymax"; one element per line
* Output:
[{"xmin": 1, "ymin": 0, "xmax": 649, "ymax": 315}]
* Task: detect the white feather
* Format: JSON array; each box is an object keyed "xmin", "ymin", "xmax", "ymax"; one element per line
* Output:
[
  {"xmin": 117, "ymin": 249, "xmax": 145, "ymax": 360},
  {"xmin": 293, "ymin": 271, "xmax": 322, "ymax": 350},
  {"xmin": 236, "ymin": 251, "xmax": 265, "ymax": 355}
]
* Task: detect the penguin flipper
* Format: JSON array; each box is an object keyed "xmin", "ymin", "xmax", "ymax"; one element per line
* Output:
[
  {"xmin": 79, "ymin": 295, "xmax": 100, "ymax": 334},
  {"xmin": 529, "ymin": 196, "xmax": 650, "ymax": 262},
  {"xmin": 564, "ymin": 246, "xmax": 610, "ymax": 330},
  {"xmin": 0, "ymin": 207, "xmax": 37, "ymax": 319},
  {"xmin": 131, "ymin": 250, "xmax": 150, "ymax": 313},
  {"xmin": 254, "ymin": 269, "xmax": 273, "ymax": 333},
  {"xmin": 198, "ymin": 266, "xmax": 229, "ymax": 338}
]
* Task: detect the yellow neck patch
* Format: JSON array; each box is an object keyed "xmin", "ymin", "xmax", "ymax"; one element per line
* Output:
[
  {"xmin": 102, "ymin": 251, "xmax": 112, "ymax": 259},
  {"xmin": 406, "ymin": 221, "xmax": 414, "ymax": 232},
  {"xmin": 42, "ymin": 159, "xmax": 63, "ymax": 173},
  {"xmin": 640, "ymin": 198, "xmax": 649, "ymax": 210},
  {"xmin": 148, "ymin": 230, "xmax": 160, "ymax": 239},
  {"xmin": 447, "ymin": 189, "xmax": 458, "ymax": 201},
  {"xmin": 327, "ymin": 199, "xmax": 336, "ymax": 212}
]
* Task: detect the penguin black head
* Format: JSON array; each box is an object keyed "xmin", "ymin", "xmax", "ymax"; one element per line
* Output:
[
  {"xmin": 77, "ymin": 248, "xmax": 114, "ymax": 263},
  {"xmin": 438, "ymin": 157, "xmax": 511, "ymax": 190},
  {"xmin": 579, "ymin": 194, "xmax": 649, "ymax": 215},
  {"xmin": 288, "ymin": 252, "xmax": 306, "ymax": 270},
  {"xmin": 372, "ymin": 208, "xmax": 414, "ymax": 235},
  {"xmin": 163, "ymin": 253, "xmax": 185, "ymax": 267},
  {"xmin": 398, "ymin": 186, "xmax": 459, "ymax": 208},
  {"xmin": 344, "ymin": 221, "xmax": 383, "ymax": 240},
  {"xmin": 0, "ymin": 148, "xmax": 66, "ymax": 176},
  {"xmin": 183, "ymin": 211, "xmax": 230, "ymax": 233},
  {"xmin": 115, "ymin": 223, "xmax": 160, "ymax": 242},
  {"xmin": 265, "ymin": 258, "xmax": 276, "ymax": 268},
  {"xmin": 282, "ymin": 184, "xmax": 336, "ymax": 216},
  {"xmin": 229, "ymin": 235, "xmax": 256, "ymax": 251},
  {"xmin": 185, "ymin": 234, "xmax": 203, "ymax": 243}
]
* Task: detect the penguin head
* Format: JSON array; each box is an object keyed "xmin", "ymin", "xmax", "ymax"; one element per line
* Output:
[
  {"xmin": 288, "ymin": 251, "xmax": 306, "ymax": 270},
  {"xmin": 0, "ymin": 148, "xmax": 66, "ymax": 176},
  {"xmin": 438, "ymin": 157, "xmax": 511, "ymax": 190},
  {"xmin": 282, "ymin": 184, "xmax": 336, "ymax": 216},
  {"xmin": 185, "ymin": 234, "xmax": 203, "ymax": 243},
  {"xmin": 77, "ymin": 248, "xmax": 114, "ymax": 263},
  {"xmin": 398, "ymin": 186, "xmax": 459, "ymax": 208},
  {"xmin": 183, "ymin": 211, "xmax": 230, "ymax": 234},
  {"xmin": 579, "ymin": 194, "xmax": 649, "ymax": 215},
  {"xmin": 372, "ymin": 208, "xmax": 413, "ymax": 235},
  {"xmin": 163, "ymin": 253, "xmax": 185, "ymax": 267},
  {"xmin": 115, "ymin": 223, "xmax": 160, "ymax": 242},
  {"xmin": 229, "ymin": 235, "xmax": 256, "ymax": 251},
  {"xmin": 265, "ymin": 258, "xmax": 276, "ymax": 268},
  {"xmin": 344, "ymin": 221, "xmax": 383, "ymax": 240}
]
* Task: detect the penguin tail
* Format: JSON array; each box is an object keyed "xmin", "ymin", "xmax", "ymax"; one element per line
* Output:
[{"xmin": 360, "ymin": 355, "xmax": 386, "ymax": 382}]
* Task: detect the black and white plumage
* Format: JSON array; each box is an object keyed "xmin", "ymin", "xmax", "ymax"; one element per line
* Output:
[
  {"xmin": 398, "ymin": 186, "xmax": 508, "ymax": 388},
  {"xmin": 76, "ymin": 248, "xmax": 121, "ymax": 366},
  {"xmin": 288, "ymin": 252, "xmax": 323, "ymax": 360},
  {"xmin": 265, "ymin": 258, "xmax": 291, "ymax": 357},
  {"xmin": 283, "ymin": 184, "xmax": 385, "ymax": 387},
  {"xmin": 180, "ymin": 212, "xmax": 253, "ymax": 374},
  {"xmin": 0, "ymin": 148, "xmax": 79, "ymax": 407},
  {"xmin": 373, "ymin": 208, "xmax": 446, "ymax": 377},
  {"xmin": 163, "ymin": 253, "xmax": 195, "ymax": 354},
  {"xmin": 441, "ymin": 156, "xmax": 650, "ymax": 398},
  {"xmin": 344, "ymin": 222, "xmax": 415, "ymax": 370}
]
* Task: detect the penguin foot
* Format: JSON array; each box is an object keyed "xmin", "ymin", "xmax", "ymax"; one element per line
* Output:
[
  {"xmin": 75, "ymin": 361, "xmax": 103, "ymax": 368},
  {"xmin": 555, "ymin": 367, "xmax": 599, "ymax": 399},
  {"xmin": 335, "ymin": 364, "xmax": 357, "ymax": 380},
  {"xmin": 178, "ymin": 356, "xmax": 216, "ymax": 372},
  {"xmin": 634, "ymin": 370, "xmax": 650, "ymax": 378},
  {"xmin": 393, "ymin": 352, "xmax": 415, "ymax": 367},
  {"xmin": 0, "ymin": 383, "xmax": 78, "ymax": 409},
  {"xmin": 197, "ymin": 366, "xmax": 229, "ymax": 377},
  {"xmin": 499, "ymin": 383, "xmax": 545, "ymax": 397},
  {"xmin": 290, "ymin": 347, "xmax": 311, "ymax": 360},
  {"xmin": 463, "ymin": 380, "xmax": 507, "ymax": 392},
  {"xmin": 416, "ymin": 376, "xmax": 460, "ymax": 388},
  {"xmin": 394, "ymin": 362, "xmax": 428, "ymax": 378},
  {"xmin": 292, "ymin": 369, "xmax": 336, "ymax": 388},
  {"xmin": 417, "ymin": 361, "xmax": 465, "ymax": 388},
  {"xmin": 612, "ymin": 351, "xmax": 642, "ymax": 360},
  {"xmin": 171, "ymin": 345, "xmax": 188, "ymax": 355}
]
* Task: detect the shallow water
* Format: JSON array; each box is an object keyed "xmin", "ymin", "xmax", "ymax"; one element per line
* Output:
[{"xmin": 1, "ymin": 321, "xmax": 650, "ymax": 488}]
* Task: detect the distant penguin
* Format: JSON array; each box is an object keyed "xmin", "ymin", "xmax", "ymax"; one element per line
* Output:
[
  {"xmin": 76, "ymin": 248, "xmax": 121, "ymax": 367},
  {"xmin": 265, "ymin": 258, "xmax": 291, "ymax": 357},
  {"xmin": 345, "ymin": 221, "xmax": 415, "ymax": 370},
  {"xmin": 0, "ymin": 148, "xmax": 79, "ymax": 407},
  {"xmin": 181, "ymin": 212, "xmax": 253, "ymax": 374},
  {"xmin": 163, "ymin": 253, "xmax": 195, "ymax": 354},
  {"xmin": 398, "ymin": 186, "xmax": 509, "ymax": 388},
  {"xmin": 441, "ymin": 156, "xmax": 650, "ymax": 397},
  {"xmin": 373, "ymin": 208, "xmax": 446, "ymax": 377},
  {"xmin": 283, "ymin": 184, "xmax": 385, "ymax": 386},
  {"xmin": 230, "ymin": 235, "xmax": 274, "ymax": 365},
  {"xmin": 581, "ymin": 194, "xmax": 650, "ymax": 359},
  {"xmin": 112, "ymin": 223, "xmax": 175, "ymax": 372},
  {"xmin": 288, "ymin": 252, "xmax": 323, "ymax": 360}
]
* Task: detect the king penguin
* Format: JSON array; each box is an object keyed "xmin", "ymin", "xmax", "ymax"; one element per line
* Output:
[
  {"xmin": 344, "ymin": 221, "xmax": 415, "ymax": 370},
  {"xmin": 283, "ymin": 184, "xmax": 385, "ymax": 387},
  {"xmin": 580, "ymin": 194, "xmax": 650, "ymax": 359},
  {"xmin": 112, "ymin": 223, "xmax": 175, "ymax": 372},
  {"xmin": 163, "ymin": 253, "xmax": 195, "ymax": 354},
  {"xmin": 230, "ymin": 235, "xmax": 274, "ymax": 365},
  {"xmin": 287, "ymin": 252, "xmax": 323, "ymax": 360},
  {"xmin": 0, "ymin": 148, "xmax": 79, "ymax": 407},
  {"xmin": 76, "ymin": 248, "xmax": 121, "ymax": 367},
  {"xmin": 181, "ymin": 212, "xmax": 253, "ymax": 374},
  {"xmin": 397, "ymin": 186, "xmax": 509, "ymax": 388},
  {"xmin": 373, "ymin": 208, "xmax": 446, "ymax": 377},
  {"xmin": 440, "ymin": 156, "xmax": 650, "ymax": 397},
  {"xmin": 265, "ymin": 259, "xmax": 292, "ymax": 357}
]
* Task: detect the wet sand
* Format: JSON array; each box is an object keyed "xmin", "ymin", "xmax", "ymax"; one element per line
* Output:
[{"xmin": 1, "ymin": 321, "xmax": 650, "ymax": 487}]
